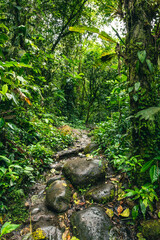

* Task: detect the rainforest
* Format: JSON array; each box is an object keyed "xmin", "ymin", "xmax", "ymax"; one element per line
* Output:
[{"xmin": 0, "ymin": 0, "xmax": 160, "ymax": 239}]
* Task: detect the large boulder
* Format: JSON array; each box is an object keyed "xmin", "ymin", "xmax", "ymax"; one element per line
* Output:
[
  {"xmin": 85, "ymin": 183, "xmax": 115, "ymax": 203},
  {"xmin": 141, "ymin": 220, "xmax": 160, "ymax": 240},
  {"xmin": 70, "ymin": 206, "xmax": 112, "ymax": 240},
  {"xmin": 46, "ymin": 180, "xmax": 71, "ymax": 213},
  {"xmin": 63, "ymin": 157, "xmax": 106, "ymax": 188}
]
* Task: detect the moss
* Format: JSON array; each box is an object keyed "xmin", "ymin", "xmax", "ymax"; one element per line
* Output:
[{"xmin": 141, "ymin": 220, "xmax": 160, "ymax": 240}]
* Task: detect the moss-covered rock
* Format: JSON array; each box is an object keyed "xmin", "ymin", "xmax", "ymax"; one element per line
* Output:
[
  {"xmin": 85, "ymin": 182, "xmax": 115, "ymax": 203},
  {"xmin": 70, "ymin": 206, "xmax": 112, "ymax": 240},
  {"xmin": 62, "ymin": 157, "xmax": 106, "ymax": 188},
  {"xmin": 141, "ymin": 220, "xmax": 160, "ymax": 240},
  {"xmin": 46, "ymin": 180, "xmax": 71, "ymax": 213}
]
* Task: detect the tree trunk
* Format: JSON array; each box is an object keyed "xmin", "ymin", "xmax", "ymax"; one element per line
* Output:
[{"xmin": 124, "ymin": 0, "xmax": 158, "ymax": 157}]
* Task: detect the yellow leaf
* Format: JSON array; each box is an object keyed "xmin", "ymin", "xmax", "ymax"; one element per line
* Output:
[
  {"xmin": 86, "ymin": 154, "xmax": 93, "ymax": 158},
  {"xmin": 0, "ymin": 216, "xmax": 3, "ymax": 224},
  {"xmin": 117, "ymin": 190, "xmax": 126, "ymax": 201},
  {"xmin": 105, "ymin": 208, "xmax": 114, "ymax": 218},
  {"xmin": 73, "ymin": 192, "xmax": 78, "ymax": 200},
  {"xmin": 62, "ymin": 183, "xmax": 67, "ymax": 187},
  {"xmin": 119, "ymin": 208, "xmax": 130, "ymax": 217},
  {"xmin": 74, "ymin": 200, "xmax": 81, "ymax": 205},
  {"xmin": 25, "ymin": 97, "xmax": 32, "ymax": 105}
]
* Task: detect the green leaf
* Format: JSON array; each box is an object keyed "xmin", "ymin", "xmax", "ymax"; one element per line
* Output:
[
  {"xmin": 124, "ymin": 190, "xmax": 137, "ymax": 197},
  {"xmin": 136, "ymin": 60, "xmax": 140, "ymax": 73},
  {"xmin": 133, "ymin": 94, "xmax": 138, "ymax": 101},
  {"xmin": 0, "ymin": 118, "xmax": 5, "ymax": 128},
  {"xmin": 0, "ymin": 222, "xmax": 20, "ymax": 237},
  {"xmin": 149, "ymin": 165, "xmax": 159, "ymax": 183},
  {"xmin": 136, "ymin": 107, "xmax": 160, "ymax": 121},
  {"xmin": 137, "ymin": 50, "xmax": 146, "ymax": 63},
  {"xmin": 99, "ymin": 31, "xmax": 117, "ymax": 43},
  {"xmin": 140, "ymin": 160, "xmax": 154, "ymax": 173},
  {"xmin": 128, "ymin": 87, "xmax": 134, "ymax": 93},
  {"xmin": 0, "ymin": 155, "xmax": 10, "ymax": 163},
  {"xmin": 146, "ymin": 59, "xmax": 153, "ymax": 73},
  {"xmin": 0, "ymin": 33, "xmax": 8, "ymax": 44},
  {"xmin": 135, "ymin": 82, "xmax": 141, "ymax": 91},
  {"xmin": 2, "ymin": 84, "xmax": 8, "ymax": 95},
  {"xmin": 69, "ymin": 25, "xmax": 116, "ymax": 43},
  {"xmin": 69, "ymin": 25, "xmax": 99, "ymax": 34},
  {"xmin": 140, "ymin": 199, "xmax": 146, "ymax": 219},
  {"xmin": 132, "ymin": 205, "xmax": 139, "ymax": 221}
]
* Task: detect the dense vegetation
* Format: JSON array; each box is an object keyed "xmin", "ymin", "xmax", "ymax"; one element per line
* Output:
[{"xmin": 0, "ymin": 0, "xmax": 160, "ymax": 236}]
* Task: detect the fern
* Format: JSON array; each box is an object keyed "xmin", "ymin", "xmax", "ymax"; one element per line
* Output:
[{"xmin": 135, "ymin": 107, "xmax": 160, "ymax": 121}]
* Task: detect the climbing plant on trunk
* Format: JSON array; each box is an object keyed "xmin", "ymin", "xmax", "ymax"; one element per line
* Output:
[{"xmin": 123, "ymin": 0, "xmax": 160, "ymax": 157}]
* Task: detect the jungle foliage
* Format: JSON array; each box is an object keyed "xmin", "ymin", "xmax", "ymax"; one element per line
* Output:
[{"xmin": 0, "ymin": 0, "xmax": 160, "ymax": 230}]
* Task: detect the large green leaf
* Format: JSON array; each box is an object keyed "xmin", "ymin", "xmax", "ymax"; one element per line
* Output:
[
  {"xmin": 136, "ymin": 107, "xmax": 160, "ymax": 121},
  {"xmin": 99, "ymin": 31, "xmax": 116, "ymax": 43},
  {"xmin": 124, "ymin": 190, "xmax": 137, "ymax": 197},
  {"xmin": 132, "ymin": 205, "xmax": 139, "ymax": 221},
  {"xmin": 69, "ymin": 26, "xmax": 99, "ymax": 34},
  {"xmin": 140, "ymin": 160, "xmax": 154, "ymax": 173},
  {"xmin": 140, "ymin": 199, "xmax": 146, "ymax": 219},
  {"xmin": 146, "ymin": 59, "xmax": 153, "ymax": 73},
  {"xmin": 137, "ymin": 50, "xmax": 146, "ymax": 63},
  {"xmin": 0, "ymin": 155, "xmax": 10, "ymax": 163},
  {"xmin": 69, "ymin": 25, "xmax": 116, "ymax": 43},
  {"xmin": 134, "ymin": 82, "xmax": 140, "ymax": 92},
  {"xmin": 149, "ymin": 165, "xmax": 159, "ymax": 183},
  {"xmin": 2, "ymin": 84, "xmax": 8, "ymax": 95},
  {"xmin": 0, "ymin": 222, "xmax": 20, "ymax": 237}
]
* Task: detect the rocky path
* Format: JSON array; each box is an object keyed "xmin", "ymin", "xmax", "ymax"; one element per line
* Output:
[{"xmin": 9, "ymin": 129, "xmax": 136, "ymax": 240}]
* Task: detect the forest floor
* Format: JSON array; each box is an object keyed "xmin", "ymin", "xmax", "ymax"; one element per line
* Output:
[{"xmin": 6, "ymin": 128, "xmax": 137, "ymax": 240}]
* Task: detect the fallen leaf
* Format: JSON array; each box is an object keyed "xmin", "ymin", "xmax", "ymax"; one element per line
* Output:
[
  {"xmin": 119, "ymin": 208, "xmax": 130, "ymax": 217},
  {"xmin": 62, "ymin": 183, "xmax": 67, "ymax": 187},
  {"xmin": 110, "ymin": 178, "xmax": 119, "ymax": 182},
  {"xmin": 79, "ymin": 202, "xmax": 85, "ymax": 206},
  {"xmin": 62, "ymin": 229, "xmax": 71, "ymax": 240},
  {"xmin": 117, "ymin": 205, "xmax": 123, "ymax": 215},
  {"xmin": 86, "ymin": 154, "xmax": 93, "ymax": 158},
  {"xmin": 106, "ymin": 208, "xmax": 114, "ymax": 218},
  {"xmin": 117, "ymin": 190, "xmax": 126, "ymax": 201},
  {"xmin": 0, "ymin": 216, "xmax": 3, "ymax": 224}
]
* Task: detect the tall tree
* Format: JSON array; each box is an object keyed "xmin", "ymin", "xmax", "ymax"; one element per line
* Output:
[{"xmin": 122, "ymin": 0, "xmax": 160, "ymax": 156}]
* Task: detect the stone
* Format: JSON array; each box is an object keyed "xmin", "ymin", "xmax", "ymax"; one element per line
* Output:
[
  {"xmin": 31, "ymin": 207, "xmax": 41, "ymax": 215},
  {"xmin": 85, "ymin": 183, "xmax": 115, "ymax": 203},
  {"xmin": 22, "ymin": 227, "xmax": 62, "ymax": 240},
  {"xmin": 46, "ymin": 180, "xmax": 71, "ymax": 213},
  {"xmin": 70, "ymin": 206, "xmax": 112, "ymax": 240},
  {"xmin": 141, "ymin": 220, "xmax": 160, "ymax": 240},
  {"xmin": 83, "ymin": 143, "xmax": 98, "ymax": 154},
  {"xmin": 63, "ymin": 157, "xmax": 106, "ymax": 188},
  {"xmin": 109, "ymin": 226, "xmax": 133, "ymax": 240},
  {"xmin": 47, "ymin": 175, "xmax": 62, "ymax": 186},
  {"xmin": 40, "ymin": 226, "xmax": 62, "ymax": 240}
]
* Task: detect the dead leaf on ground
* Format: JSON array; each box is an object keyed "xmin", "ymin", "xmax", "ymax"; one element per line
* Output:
[
  {"xmin": 119, "ymin": 208, "xmax": 130, "ymax": 217},
  {"xmin": 117, "ymin": 205, "xmax": 123, "ymax": 215},
  {"xmin": 105, "ymin": 208, "xmax": 114, "ymax": 218}
]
